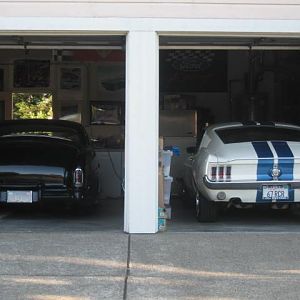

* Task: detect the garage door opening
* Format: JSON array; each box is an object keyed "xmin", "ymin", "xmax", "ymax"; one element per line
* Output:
[
  {"xmin": 159, "ymin": 36, "xmax": 300, "ymax": 229},
  {"xmin": 0, "ymin": 36, "xmax": 125, "ymax": 230}
]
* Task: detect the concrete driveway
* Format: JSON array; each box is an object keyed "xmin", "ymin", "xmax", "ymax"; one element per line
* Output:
[
  {"xmin": 128, "ymin": 233, "xmax": 300, "ymax": 300},
  {"xmin": 1, "ymin": 198, "xmax": 300, "ymax": 299}
]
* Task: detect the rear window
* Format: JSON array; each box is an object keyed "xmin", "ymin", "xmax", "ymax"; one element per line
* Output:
[
  {"xmin": 0, "ymin": 124, "xmax": 84, "ymax": 145},
  {"xmin": 216, "ymin": 126, "xmax": 300, "ymax": 144}
]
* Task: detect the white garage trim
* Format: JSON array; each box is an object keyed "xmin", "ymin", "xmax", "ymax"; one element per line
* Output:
[
  {"xmin": 1, "ymin": 17, "xmax": 300, "ymax": 36},
  {"xmin": 124, "ymin": 31, "xmax": 159, "ymax": 233},
  {"xmin": 1, "ymin": 16, "xmax": 300, "ymax": 233}
]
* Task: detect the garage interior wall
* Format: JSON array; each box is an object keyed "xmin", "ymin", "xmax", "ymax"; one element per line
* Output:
[{"xmin": 160, "ymin": 49, "xmax": 300, "ymax": 126}]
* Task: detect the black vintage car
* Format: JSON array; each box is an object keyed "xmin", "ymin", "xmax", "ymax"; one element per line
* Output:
[{"xmin": 0, "ymin": 119, "xmax": 100, "ymax": 207}]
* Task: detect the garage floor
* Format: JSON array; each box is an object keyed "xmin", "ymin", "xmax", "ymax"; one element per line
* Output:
[
  {"xmin": 0, "ymin": 198, "xmax": 124, "ymax": 233},
  {"xmin": 1, "ymin": 197, "xmax": 300, "ymax": 233},
  {"xmin": 168, "ymin": 197, "xmax": 300, "ymax": 232}
]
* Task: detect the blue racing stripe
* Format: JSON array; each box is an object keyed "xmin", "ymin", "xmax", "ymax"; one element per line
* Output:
[
  {"xmin": 271, "ymin": 141, "xmax": 294, "ymax": 180},
  {"xmin": 272, "ymin": 141, "xmax": 294, "ymax": 202},
  {"xmin": 252, "ymin": 142, "xmax": 274, "ymax": 181},
  {"xmin": 252, "ymin": 142, "xmax": 274, "ymax": 202}
]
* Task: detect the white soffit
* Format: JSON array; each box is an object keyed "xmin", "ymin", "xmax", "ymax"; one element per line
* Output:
[
  {"xmin": 0, "ymin": 35, "xmax": 125, "ymax": 49},
  {"xmin": 159, "ymin": 36, "xmax": 300, "ymax": 50}
]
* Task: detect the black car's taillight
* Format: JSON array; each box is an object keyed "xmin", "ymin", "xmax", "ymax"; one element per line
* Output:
[{"xmin": 74, "ymin": 167, "xmax": 84, "ymax": 187}]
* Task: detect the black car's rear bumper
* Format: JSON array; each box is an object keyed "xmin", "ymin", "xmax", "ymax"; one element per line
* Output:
[{"xmin": 0, "ymin": 184, "xmax": 84, "ymax": 204}]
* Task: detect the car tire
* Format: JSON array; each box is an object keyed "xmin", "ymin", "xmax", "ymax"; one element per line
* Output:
[
  {"xmin": 195, "ymin": 193, "xmax": 217, "ymax": 222},
  {"xmin": 178, "ymin": 179, "xmax": 194, "ymax": 207}
]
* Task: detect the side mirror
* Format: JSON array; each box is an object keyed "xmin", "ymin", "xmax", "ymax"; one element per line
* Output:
[{"xmin": 186, "ymin": 146, "xmax": 196, "ymax": 154}]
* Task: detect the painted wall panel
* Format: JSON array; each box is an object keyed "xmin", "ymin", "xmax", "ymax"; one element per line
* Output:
[{"xmin": 1, "ymin": 2, "xmax": 300, "ymax": 20}]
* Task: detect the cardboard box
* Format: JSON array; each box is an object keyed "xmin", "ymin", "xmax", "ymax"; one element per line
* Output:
[
  {"xmin": 159, "ymin": 136, "xmax": 164, "ymax": 151},
  {"xmin": 158, "ymin": 173, "xmax": 164, "ymax": 208}
]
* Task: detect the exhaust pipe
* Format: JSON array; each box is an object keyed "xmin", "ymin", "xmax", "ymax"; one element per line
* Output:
[
  {"xmin": 229, "ymin": 198, "xmax": 253, "ymax": 209},
  {"xmin": 271, "ymin": 203, "xmax": 289, "ymax": 210}
]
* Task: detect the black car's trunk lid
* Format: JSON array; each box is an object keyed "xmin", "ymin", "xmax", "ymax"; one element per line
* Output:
[{"xmin": 0, "ymin": 136, "xmax": 81, "ymax": 185}]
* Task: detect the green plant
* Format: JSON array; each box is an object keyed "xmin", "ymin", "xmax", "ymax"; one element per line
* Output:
[{"xmin": 13, "ymin": 93, "xmax": 53, "ymax": 119}]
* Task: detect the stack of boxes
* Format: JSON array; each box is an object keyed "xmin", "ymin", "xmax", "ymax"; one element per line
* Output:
[
  {"xmin": 158, "ymin": 137, "xmax": 174, "ymax": 232},
  {"xmin": 158, "ymin": 137, "xmax": 166, "ymax": 231},
  {"xmin": 162, "ymin": 150, "xmax": 173, "ymax": 219},
  {"xmin": 158, "ymin": 207, "xmax": 167, "ymax": 231}
]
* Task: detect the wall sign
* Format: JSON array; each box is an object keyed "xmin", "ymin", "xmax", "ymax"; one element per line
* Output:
[
  {"xmin": 90, "ymin": 101, "xmax": 123, "ymax": 125},
  {"xmin": 160, "ymin": 50, "xmax": 228, "ymax": 93},
  {"xmin": 14, "ymin": 60, "xmax": 50, "ymax": 88},
  {"xmin": 60, "ymin": 67, "xmax": 81, "ymax": 90}
]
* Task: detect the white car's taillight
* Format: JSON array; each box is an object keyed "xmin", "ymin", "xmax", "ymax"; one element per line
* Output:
[
  {"xmin": 74, "ymin": 167, "xmax": 84, "ymax": 187},
  {"xmin": 211, "ymin": 166, "xmax": 217, "ymax": 181},
  {"xmin": 218, "ymin": 166, "xmax": 224, "ymax": 181},
  {"xmin": 225, "ymin": 166, "xmax": 231, "ymax": 181},
  {"xmin": 209, "ymin": 164, "xmax": 231, "ymax": 182}
]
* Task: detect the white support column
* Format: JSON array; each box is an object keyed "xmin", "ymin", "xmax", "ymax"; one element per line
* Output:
[{"xmin": 124, "ymin": 31, "xmax": 159, "ymax": 233}]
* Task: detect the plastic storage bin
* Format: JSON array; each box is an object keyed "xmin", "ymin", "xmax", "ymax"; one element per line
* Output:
[
  {"xmin": 163, "ymin": 176, "xmax": 173, "ymax": 205},
  {"xmin": 162, "ymin": 150, "xmax": 173, "ymax": 177}
]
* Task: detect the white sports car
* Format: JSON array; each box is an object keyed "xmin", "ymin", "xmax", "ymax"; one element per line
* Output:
[{"xmin": 183, "ymin": 121, "xmax": 300, "ymax": 222}]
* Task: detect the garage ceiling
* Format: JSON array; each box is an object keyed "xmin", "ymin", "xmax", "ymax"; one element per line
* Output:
[
  {"xmin": 160, "ymin": 36, "xmax": 300, "ymax": 50},
  {"xmin": 0, "ymin": 35, "xmax": 125, "ymax": 49}
]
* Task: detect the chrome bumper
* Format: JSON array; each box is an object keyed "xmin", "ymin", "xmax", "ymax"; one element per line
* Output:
[{"xmin": 203, "ymin": 176, "xmax": 300, "ymax": 190}]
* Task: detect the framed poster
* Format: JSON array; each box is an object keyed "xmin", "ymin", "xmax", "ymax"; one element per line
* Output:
[
  {"xmin": 97, "ymin": 62, "xmax": 125, "ymax": 101},
  {"xmin": 60, "ymin": 67, "xmax": 81, "ymax": 90},
  {"xmin": 60, "ymin": 101, "xmax": 81, "ymax": 123},
  {"xmin": 13, "ymin": 60, "xmax": 50, "ymax": 88},
  {"xmin": 0, "ymin": 69, "xmax": 4, "ymax": 91},
  {"xmin": 0, "ymin": 101, "xmax": 5, "ymax": 121},
  {"xmin": 90, "ymin": 101, "xmax": 123, "ymax": 125}
]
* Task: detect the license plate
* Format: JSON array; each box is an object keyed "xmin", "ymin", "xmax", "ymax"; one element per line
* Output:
[
  {"xmin": 262, "ymin": 185, "xmax": 289, "ymax": 200},
  {"xmin": 7, "ymin": 191, "xmax": 33, "ymax": 203}
]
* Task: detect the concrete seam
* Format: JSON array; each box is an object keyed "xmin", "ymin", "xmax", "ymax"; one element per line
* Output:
[
  {"xmin": 0, "ymin": 274, "xmax": 128, "ymax": 277},
  {"xmin": 123, "ymin": 233, "xmax": 131, "ymax": 300}
]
